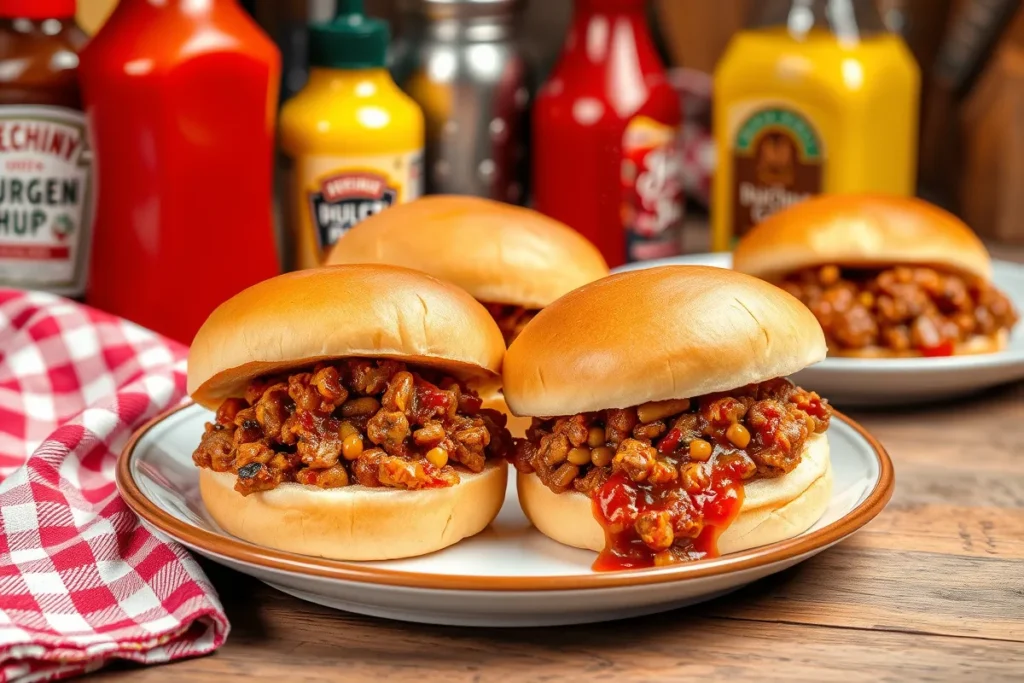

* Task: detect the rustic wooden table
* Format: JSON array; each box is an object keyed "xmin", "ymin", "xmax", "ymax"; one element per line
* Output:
[{"xmin": 95, "ymin": 242, "xmax": 1024, "ymax": 682}]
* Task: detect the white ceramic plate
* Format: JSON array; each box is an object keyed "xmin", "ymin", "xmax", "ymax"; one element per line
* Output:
[
  {"xmin": 615, "ymin": 254, "xmax": 1024, "ymax": 406},
  {"xmin": 117, "ymin": 404, "xmax": 893, "ymax": 627}
]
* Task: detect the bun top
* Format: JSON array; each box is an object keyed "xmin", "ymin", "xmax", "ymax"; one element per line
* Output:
[
  {"xmin": 733, "ymin": 194, "xmax": 993, "ymax": 281},
  {"xmin": 502, "ymin": 266, "xmax": 827, "ymax": 417},
  {"xmin": 324, "ymin": 195, "xmax": 609, "ymax": 309},
  {"xmin": 188, "ymin": 264, "xmax": 506, "ymax": 409}
]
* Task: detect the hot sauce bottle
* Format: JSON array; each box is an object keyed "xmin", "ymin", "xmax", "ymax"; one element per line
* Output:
[
  {"xmin": 0, "ymin": 0, "xmax": 92, "ymax": 298},
  {"xmin": 532, "ymin": 0, "xmax": 684, "ymax": 268},
  {"xmin": 78, "ymin": 0, "xmax": 281, "ymax": 344}
]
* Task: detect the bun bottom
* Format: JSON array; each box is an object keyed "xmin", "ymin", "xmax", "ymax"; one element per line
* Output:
[
  {"xmin": 518, "ymin": 432, "xmax": 832, "ymax": 556},
  {"xmin": 830, "ymin": 330, "xmax": 1007, "ymax": 358},
  {"xmin": 200, "ymin": 461, "xmax": 508, "ymax": 561},
  {"xmin": 481, "ymin": 391, "xmax": 532, "ymax": 439}
]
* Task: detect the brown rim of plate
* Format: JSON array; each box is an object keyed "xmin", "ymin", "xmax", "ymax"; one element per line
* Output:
[{"xmin": 116, "ymin": 402, "xmax": 894, "ymax": 592}]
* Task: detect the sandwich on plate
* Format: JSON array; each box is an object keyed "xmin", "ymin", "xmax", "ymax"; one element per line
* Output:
[
  {"xmin": 188, "ymin": 264, "xmax": 512, "ymax": 560},
  {"xmin": 503, "ymin": 266, "xmax": 833, "ymax": 569},
  {"xmin": 733, "ymin": 194, "xmax": 1018, "ymax": 357}
]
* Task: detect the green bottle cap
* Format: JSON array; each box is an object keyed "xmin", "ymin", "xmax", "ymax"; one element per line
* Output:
[{"xmin": 309, "ymin": 0, "xmax": 389, "ymax": 69}]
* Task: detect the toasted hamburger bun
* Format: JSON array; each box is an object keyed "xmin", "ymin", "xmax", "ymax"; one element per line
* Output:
[
  {"xmin": 188, "ymin": 264, "xmax": 509, "ymax": 560},
  {"xmin": 199, "ymin": 462, "xmax": 508, "ymax": 561},
  {"xmin": 518, "ymin": 432, "xmax": 832, "ymax": 556},
  {"xmin": 188, "ymin": 264, "xmax": 506, "ymax": 409},
  {"xmin": 324, "ymin": 195, "xmax": 610, "ymax": 310},
  {"xmin": 732, "ymin": 194, "xmax": 993, "ymax": 282},
  {"xmin": 503, "ymin": 266, "xmax": 827, "ymax": 417},
  {"xmin": 503, "ymin": 266, "xmax": 831, "ymax": 556}
]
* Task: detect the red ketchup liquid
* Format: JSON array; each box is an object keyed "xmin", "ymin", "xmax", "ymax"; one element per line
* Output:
[
  {"xmin": 592, "ymin": 459, "xmax": 748, "ymax": 571},
  {"xmin": 920, "ymin": 341, "xmax": 955, "ymax": 357}
]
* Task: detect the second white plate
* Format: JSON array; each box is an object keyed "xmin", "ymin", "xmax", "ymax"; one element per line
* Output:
[{"xmin": 615, "ymin": 253, "xmax": 1024, "ymax": 406}]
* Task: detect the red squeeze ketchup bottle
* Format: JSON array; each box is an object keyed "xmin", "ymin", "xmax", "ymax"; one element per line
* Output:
[
  {"xmin": 78, "ymin": 0, "xmax": 281, "ymax": 344},
  {"xmin": 532, "ymin": 0, "xmax": 683, "ymax": 268}
]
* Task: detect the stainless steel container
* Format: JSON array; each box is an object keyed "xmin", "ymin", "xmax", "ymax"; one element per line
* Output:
[{"xmin": 393, "ymin": 0, "xmax": 531, "ymax": 204}]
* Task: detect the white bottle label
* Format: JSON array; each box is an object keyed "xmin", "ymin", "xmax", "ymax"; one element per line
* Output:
[{"xmin": 0, "ymin": 105, "xmax": 94, "ymax": 296}]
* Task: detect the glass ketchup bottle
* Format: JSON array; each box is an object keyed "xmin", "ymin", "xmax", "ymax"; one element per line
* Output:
[
  {"xmin": 0, "ymin": 0, "xmax": 91, "ymax": 300},
  {"xmin": 532, "ymin": 0, "xmax": 683, "ymax": 268},
  {"xmin": 78, "ymin": 0, "xmax": 281, "ymax": 344}
]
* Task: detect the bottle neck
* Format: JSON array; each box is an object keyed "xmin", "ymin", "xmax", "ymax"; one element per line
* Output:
[
  {"xmin": 750, "ymin": 0, "xmax": 888, "ymax": 41},
  {"xmin": 411, "ymin": 1, "xmax": 519, "ymax": 42},
  {"xmin": 565, "ymin": 0, "xmax": 654, "ymax": 58}
]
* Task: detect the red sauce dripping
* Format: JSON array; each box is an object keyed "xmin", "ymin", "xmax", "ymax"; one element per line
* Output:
[
  {"xmin": 591, "ymin": 457, "xmax": 748, "ymax": 571},
  {"xmin": 920, "ymin": 340, "xmax": 954, "ymax": 357}
]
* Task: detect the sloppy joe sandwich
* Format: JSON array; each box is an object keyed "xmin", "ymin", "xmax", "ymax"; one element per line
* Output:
[
  {"xmin": 188, "ymin": 265, "xmax": 512, "ymax": 561},
  {"xmin": 325, "ymin": 194, "xmax": 610, "ymax": 434},
  {"xmin": 733, "ymin": 194, "xmax": 1019, "ymax": 358},
  {"xmin": 326, "ymin": 194, "xmax": 609, "ymax": 344},
  {"xmin": 503, "ymin": 266, "xmax": 833, "ymax": 569}
]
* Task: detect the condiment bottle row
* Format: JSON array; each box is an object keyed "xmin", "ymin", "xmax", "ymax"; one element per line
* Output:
[{"xmin": 0, "ymin": 0, "xmax": 921, "ymax": 345}]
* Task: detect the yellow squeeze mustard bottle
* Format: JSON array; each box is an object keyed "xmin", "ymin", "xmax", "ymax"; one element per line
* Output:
[
  {"xmin": 712, "ymin": 0, "xmax": 920, "ymax": 250},
  {"xmin": 280, "ymin": 0, "xmax": 424, "ymax": 269}
]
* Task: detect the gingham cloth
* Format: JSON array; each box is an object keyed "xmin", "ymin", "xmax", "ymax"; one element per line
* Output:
[{"xmin": 0, "ymin": 289, "xmax": 229, "ymax": 682}]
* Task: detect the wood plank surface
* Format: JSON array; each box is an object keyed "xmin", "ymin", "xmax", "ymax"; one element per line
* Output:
[
  {"xmin": 95, "ymin": 562, "xmax": 1024, "ymax": 683},
  {"xmin": 90, "ymin": 242, "xmax": 1024, "ymax": 681}
]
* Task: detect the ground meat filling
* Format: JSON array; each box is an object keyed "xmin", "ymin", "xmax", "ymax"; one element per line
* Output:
[
  {"xmin": 510, "ymin": 378, "xmax": 831, "ymax": 568},
  {"xmin": 482, "ymin": 302, "xmax": 538, "ymax": 346},
  {"xmin": 192, "ymin": 359, "xmax": 513, "ymax": 496},
  {"xmin": 780, "ymin": 265, "xmax": 1018, "ymax": 356}
]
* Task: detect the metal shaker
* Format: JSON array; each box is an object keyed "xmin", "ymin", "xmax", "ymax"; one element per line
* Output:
[{"xmin": 392, "ymin": 0, "xmax": 531, "ymax": 204}]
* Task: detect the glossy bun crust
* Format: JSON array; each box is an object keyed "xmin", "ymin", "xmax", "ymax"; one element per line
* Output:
[
  {"xmin": 325, "ymin": 195, "xmax": 610, "ymax": 309},
  {"xmin": 188, "ymin": 264, "xmax": 507, "ymax": 409},
  {"xmin": 502, "ymin": 266, "xmax": 827, "ymax": 418},
  {"xmin": 733, "ymin": 194, "xmax": 993, "ymax": 282}
]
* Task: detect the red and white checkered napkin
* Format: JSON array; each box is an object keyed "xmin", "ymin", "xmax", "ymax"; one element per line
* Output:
[{"xmin": 0, "ymin": 289, "xmax": 229, "ymax": 682}]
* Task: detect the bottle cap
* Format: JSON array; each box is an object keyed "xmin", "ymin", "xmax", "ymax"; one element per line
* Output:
[
  {"xmin": 309, "ymin": 0, "xmax": 389, "ymax": 70},
  {"xmin": 0, "ymin": 0, "xmax": 75, "ymax": 20}
]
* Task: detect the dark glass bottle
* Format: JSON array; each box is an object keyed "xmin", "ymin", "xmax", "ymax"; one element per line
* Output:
[{"xmin": 0, "ymin": 0, "xmax": 92, "ymax": 298}]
